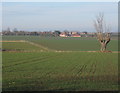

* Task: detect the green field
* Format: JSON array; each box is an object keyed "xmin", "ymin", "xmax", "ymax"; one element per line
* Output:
[
  {"xmin": 2, "ymin": 36, "xmax": 119, "ymax": 91},
  {"xmin": 2, "ymin": 42, "xmax": 47, "ymax": 51},
  {"xmin": 2, "ymin": 36, "xmax": 118, "ymax": 51}
]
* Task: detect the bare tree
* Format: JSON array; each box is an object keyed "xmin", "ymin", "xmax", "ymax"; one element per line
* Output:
[{"xmin": 94, "ymin": 13, "xmax": 111, "ymax": 52}]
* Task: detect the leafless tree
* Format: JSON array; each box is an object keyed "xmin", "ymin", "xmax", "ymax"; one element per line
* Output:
[{"xmin": 94, "ymin": 13, "xmax": 111, "ymax": 52}]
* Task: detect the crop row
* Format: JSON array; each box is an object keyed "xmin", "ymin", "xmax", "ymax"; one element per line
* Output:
[
  {"xmin": 2, "ymin": 36, "xmax": 118, "ymax": 51},
  {"xmin": 2, "ymin": 52, "xmax": 118, "ymax": 91}
]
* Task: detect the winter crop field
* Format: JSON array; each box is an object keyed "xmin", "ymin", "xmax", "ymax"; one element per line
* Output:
[
  {"xmin": 2, "ymin": 36, "xmax": 119, "ymax": 91},
  {"xmin": 2, "ymin": 36, "xmax": 118, "ymax": 51}
]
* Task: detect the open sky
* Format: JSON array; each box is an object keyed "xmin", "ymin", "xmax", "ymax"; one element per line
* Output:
[{"xmin": 2, "ymin": 2, "xmax": 118, "ymax": 32}]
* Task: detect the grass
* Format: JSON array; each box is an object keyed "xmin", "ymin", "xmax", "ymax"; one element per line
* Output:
[
  {"xmin": 2, "ymin": 52, "xmax": 118, "ymax": 91},
  {"xmin": 2, "ymin": 36, "xmax": 118, "ymax": 51},
  {"xmin": 2, "ymin": 36, "xmax": 119, "ymax": 91},
  {"xmin": 2, "ymin": 42, "xmax": 46, "ymax": 51}
]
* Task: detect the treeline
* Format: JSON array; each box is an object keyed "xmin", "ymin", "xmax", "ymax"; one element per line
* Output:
[
  {"xmin": 1, "ymin": 30, "xmax": 61, "ymax": 37},
  {"xmin": 1, "ymin": 27, "xmax": 118, "ymax": 37}
]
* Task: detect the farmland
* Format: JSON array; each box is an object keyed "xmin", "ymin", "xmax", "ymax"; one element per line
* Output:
[
  {"xmin": 2, "ymin": 36, "xmax": 118, "ymax": 51},
  {"xmin": 2, "ymin": 42, "xmax": 46, "ymax": 52},
  {"xmin": 2, "ymin": 36, "xmax": 119, "ymax": 91}
]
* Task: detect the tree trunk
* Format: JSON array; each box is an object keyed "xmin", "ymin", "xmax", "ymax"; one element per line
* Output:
[{"xmin": 100, "ymin": 43, "xmax": 107, "ymax": 52}]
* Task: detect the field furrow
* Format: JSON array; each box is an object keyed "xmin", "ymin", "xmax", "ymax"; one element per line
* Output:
[{"xmin": 2, "ymin": 36, "xmax": 118, "ymax": 91}]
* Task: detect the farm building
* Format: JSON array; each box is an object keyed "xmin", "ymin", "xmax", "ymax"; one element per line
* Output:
[
  {"xmin": 71, "ymin": 34, "xmax": 81, "ymax": 37},
  {"xmin": 59, "ymin": 33, "xmax": 68, "ymax": 37}
]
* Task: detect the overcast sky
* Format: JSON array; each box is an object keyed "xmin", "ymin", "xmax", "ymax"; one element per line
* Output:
[{"xmin": 2, "ymin": 2, "xmax": 118, "ymax": 32}]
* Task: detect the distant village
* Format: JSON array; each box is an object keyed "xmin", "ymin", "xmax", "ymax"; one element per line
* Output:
[
  {"xmin": 59, "ymin": 31, "xmax": 95, "ymax": 37},
  {"xmin": 1, "ymin": 28, "xmax": 96, "ymax": 37},
  {"xmin": 1, "ymin": 28, "xmax": 118, "ymax": 37}
]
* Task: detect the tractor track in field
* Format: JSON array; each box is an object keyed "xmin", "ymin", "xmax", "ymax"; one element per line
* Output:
[
  {"xmin": 24, "ymin": 40, "xmax": 56, "ymax": 52},
  {"xmin": 99, "ymin": 53, "xmax": 118, "ymax": 82},
  {"xmin": 3, "ymin": 53, "xmax": 62, "ymax": 68},
  {"xmin": 89, "ymin": 62, "xmax": 97, "ymax": 75},
  {"xmin": 77, "ymin": 64, "xmax": 87, "ymax": 74},
  {"xmin": 91, "ymin": 62, "xmax": 97, "ymax": 81},
  {"xmin": 88, "ymin": 52, "xmax": 98, "ymax": 81},
  {"xmin": 27, "ymin": 54, "xmax": 67, "ymax": 77},
  {"xmin": 73, "ymin": 53, "xmax": 97, "ymax": 82},
  {"xmin": 68, "ymin": 54, "xmax": 90, "ymax": 82}
]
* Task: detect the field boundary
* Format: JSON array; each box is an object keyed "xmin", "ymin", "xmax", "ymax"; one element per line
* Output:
[
  {"xmin": 24, "ymin": 40, "xmax": 56, "ymax": 52},
  {"xmin": 0, "ymin": 40, "xmax": 25, "ymax": 42},
  {"xmin": 55, "ymin": 50, "xmax": 120, "ymax": 53},
  {"xmin": 1, "ymin": 40, "xmax": 56, "ymax": 51},
  {"xmin": 3, "ymin": 50, "xmax": 120, "ymax": 53},
  {"xmin": 1, "ymin": 40, "xmax": 119, "ymax": 53}
]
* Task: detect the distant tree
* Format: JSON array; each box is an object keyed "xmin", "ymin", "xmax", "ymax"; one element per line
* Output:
[
  {"xmin": 13, "ymin": 28, "xmax": 18, "ymax": 32},
  {"xmin": 30, "ymin": 32, "xmax": 38, "ymax": 36},
  {"xmin": 83, "ymin": 31, "xmax": 87, "ymax": 34},
  {"xmin": 53, "ymin": 30, "xmax": 61, "ymax": 36},
  {"xmin": 64, "ymin": 30, "xmax": 69, "ymax": 34},
  {"xmin": 7, "ymin": 27, "xmax": 11, "ymax": 32},
  {"xmin": 94, "ymin": 13, "xmax": 111, "ymax": 52}
]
